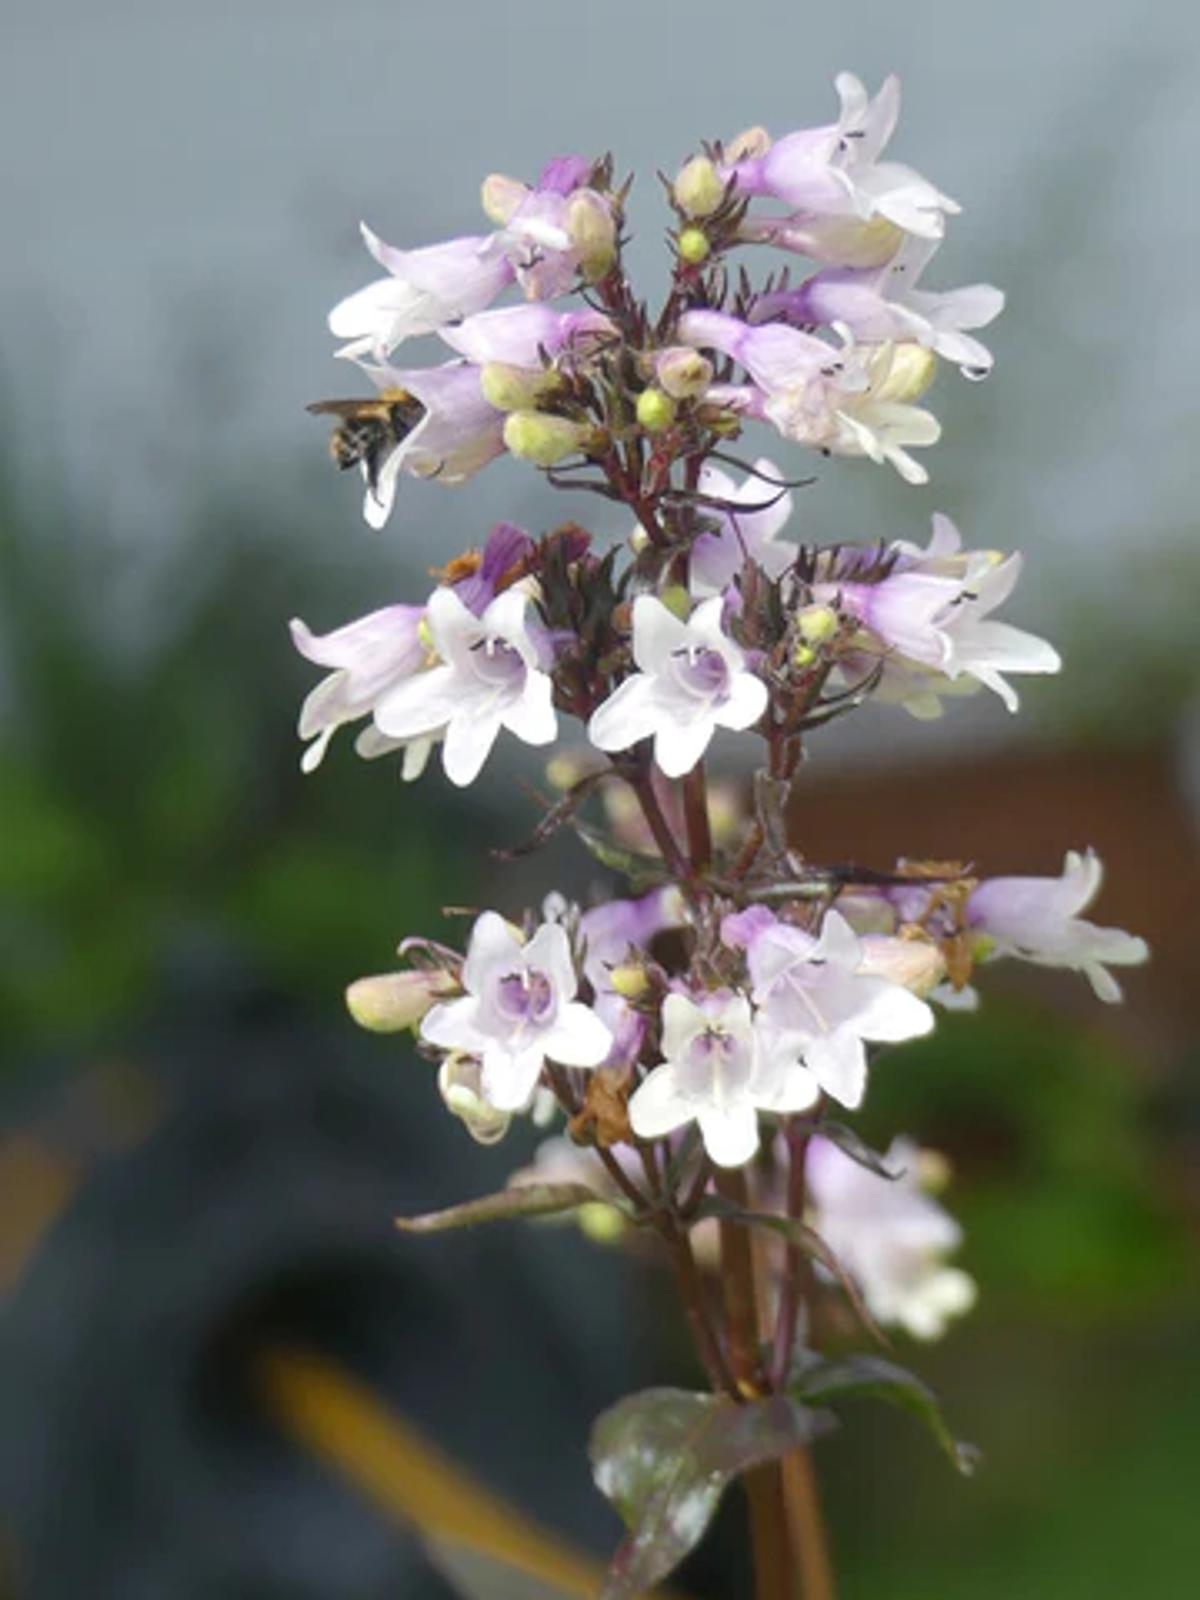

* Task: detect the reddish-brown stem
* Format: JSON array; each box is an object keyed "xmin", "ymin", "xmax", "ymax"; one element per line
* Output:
[
  {"xmin": 781, "ymin": 1448, "xmax": 835, "ymax": 1600},
  {"xmin": 628, "ymin": 764, "xmax": 692, "ymax": 880},
  {"xmin": 771, "ymin": 1120, "xmax": 811, "ymax": 1386},
  {"xmin": 663, "ymin": 1222, "xmax": 739, "ymax": 1399},
  {"xmin": 682, "ymin": 762, "xmax": 713, "ymax": 876},
  {"xmin": 593, "ymin": 1146, "xmax": 651, "ymax": 1215}
]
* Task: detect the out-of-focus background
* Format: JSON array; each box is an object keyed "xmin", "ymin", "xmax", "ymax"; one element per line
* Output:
[{"xmin": 2, "ymin": 2, "xmax": 1198, "ymax": 1595}]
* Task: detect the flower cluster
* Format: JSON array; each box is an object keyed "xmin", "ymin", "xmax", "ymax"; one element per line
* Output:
[{"xmin": 295, "ymin": 77, "xmax": 1148, "ymax": 1589}]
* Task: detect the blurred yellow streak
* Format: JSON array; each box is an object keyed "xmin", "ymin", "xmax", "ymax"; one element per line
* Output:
[{"xmin": 260, "ymin": 1346, "xmax": 685, "ymax": 1600}]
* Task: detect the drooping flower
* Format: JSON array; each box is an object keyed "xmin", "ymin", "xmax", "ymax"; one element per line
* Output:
[
  {"xmin": 588, "ymin": 595, "xmax": 768, "ymax": 778},
  {"xmin": 753, "ymin": 235, "xmax": 1004, "ymax": 379},
  {"xmin": 373, "ymin": 586, "xmax": 558, "ymax": 787},
  {"xmin": 290, "ymin": 603, "xmax": 427, "ymax": 773},
  {"xmin": 329, "ymin": 227, "xmax": 514, "ymax": 360},
  {"xmin": 966, "ymin": 849, "xmax": 1150, "ymax": 1001},
  {"xmin": 421, "ymin": 912, "xmax": 613, "ymax": 1111},
  {"xmin": 629, "ymin": 991, "xmax": 819, "ymax": 1168},
  {"xmin": 687, "ymin": 458, "xmax": 799, "ymax": 598},
  {"xmin": 679, "ymin": 310, "xmax": 941, "ymax": 484},
  {"xmin": 729, "ymin": 907, "xmax": 935, "ymax": 1109},
  {"xmin": 808, "ymin": 1135, "xmax": 977, "ymax": 1340},
  {"xmin": 724, "ymin": 73, "xmax": 959, "ymax": 243}
]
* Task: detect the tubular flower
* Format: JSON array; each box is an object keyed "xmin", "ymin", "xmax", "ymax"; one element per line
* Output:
[
  {"xmin": 374, "ymin": 586, "xmax": 557, "ymax": 787},
  {"xmin": 290, "ymin": 603, "xmax": 426, "ymax": 773},
  {"xmin": 588, "ymin": 595, "xmax": 768, "ymax": 777},
  {"xmin": 687, "ymin": 458, "xmax": 799, "ymax": 598},
  {"xmin": 483, "ymin": 155, "xmax": 617, "ymax": 297},
  {"xmin": 421, "ymin": 912, "xmax": 613, "ymax": 1111}
]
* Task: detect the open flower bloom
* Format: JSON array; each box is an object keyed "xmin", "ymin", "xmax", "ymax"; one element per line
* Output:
[
  {"xmin": 329, "ymin": 226, "xmax": 514, "ymax": 360},
  {"xmin": 290, "ymin": 603, "xmax": 427, "ymax": 773},
  {"xmin": 588, "ymin": 595, "xmax": 767, "ymax": 777},
  {"xmin": 808, "ymin": 1136, "xmax": 977, "ymax": 1340},
  {"xmin": 821, "ymin": 514, "xmax": 1062, "ymax": 715},
  {"xmin": 679, "ymin": 311, "xmax": 940, "ymax": 484},
  {"xmin": 966, "ymin": 849, "xmax": 1150, "ymax": 1001},
  {"xmin": 345, "ymin": 360, "xmax": 506, "ymax": 529},
  {"xmin": 374, "ymin": 586, "xmax": 557, "ymax": 786},
  {"xmin": 421, "ymin": 912, "xmax": 612, "ymax": 1111},
  {"xmin": 687, "ymin": 458, "xmax": 799, "ymax": 598},
  {"xmin": 439, "ymin": 303, "xmax": 613, "ymax": 368},
  {"xmin": 732, "ymin": 908, "xmax": 935, "ymax": 1109},
  {"xmin": 483, "ymin": 155, "xmax": 617, "ymax": 297},
  {"xmin": 629, "ymin": 991, "xmax": 819, "ymax": 1168},
  {"xmin": 724, "ymin": 72, "xmax": 959, "ymax": 243},
  {"xmin": 754, "ymin": 235, "xmax": 1004, "ymax": 378}
]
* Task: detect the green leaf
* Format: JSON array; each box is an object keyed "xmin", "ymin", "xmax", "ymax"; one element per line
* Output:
[
  {"xmin": 791, "ymin": 1352, "xmax": 979, "ymax": 1476},
  {"xmin": 395, "ymin": 1183, "xmax": 607, "ymax": 1235},
  {"xmin": 797, "ymin": 1119, "xmax": 901, "ymax": 1181},
  {"xmin": 694, "ymin": 1198, "xmax": 888, "ymax": 1347},
  {"xmin": 591, "ymin": 1387, "xmax": 832, "ymax": 1598},
  {"xmin": 572, "ymin": 822, "xmax": 666, "ymax": 886}
]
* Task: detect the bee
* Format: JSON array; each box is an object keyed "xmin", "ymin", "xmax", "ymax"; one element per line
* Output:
[{"xmin": 307, "ymin": 388, "xmax": 426, "ymax": 496}]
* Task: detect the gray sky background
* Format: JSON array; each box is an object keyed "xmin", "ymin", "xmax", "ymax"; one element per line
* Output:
[{"xmin": 3, "ymin": 0, "xmax": 1198, "ymax": 760}]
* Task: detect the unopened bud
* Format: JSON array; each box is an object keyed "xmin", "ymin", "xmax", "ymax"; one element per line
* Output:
[
  {"xmin": 797, "ymin": 604, "xmax": 840, "ymax": 646},
  {"xmin": 578, "ymin": 1202, "xmax": 627, "ymax": 1245},
  {"xmin": 673, "ymin": 155, "xmax": 724, "ymax": 217},
  {"xmin": 480, "ymin": 362, "xmax": 559, "ymax": 412},
  {"xmin": 481, "ymin": 172, "xmax": 525, "ymax": 225},
  {"xmin": 792, "ymin": 643, "xmax": 816, "ymax": 669},
  {"xmin": 609, "ymin": 963, "xmax": 650, "ymax": 1000},
  {"xmin": 636, "ymin": 387, "xmax": 677, "ymax": 433},
  {"xmin": 504, "ymin": 410, "xmax": 596, "ymax": 468},
  {"xmin": 677, "ymin": 227, "xmax": 711, "ymax": 265},
  {"xmin": 858, "ymin": 933, "xmax": 947, "ymax": 997},
  {"xmin": 567, "ymin": 190, "xmax": 617, "ymax": 281},
  {"xmin": 438, "ymin": 1056, "xmax": 511, "ymax": 1145},
  {"xmin": 546, "ymin": 752, "xmax": 596, "ymax": 791},
  {"xmin": 655, "ymin": 346, "xmax": 713, "ymax": 401},
  {"xmin": 660, "ymin": 584, "xmax": 691, "ymax": 620},
  {"xmin": 871, "ymin": 343, "xmax": 938, "ymax": 405},
  {"xmin": 630, "ymin": 525, "xmax": 651, "ymax": 554},
  {"xmin": 916, "ymin": 1148, "xmax": 953, "ymax": 1193},
  {"xmin": 723, "ymin": 125, "xmax": 771, "ymax": 163},
  {"xmin": 346, "ymin": 969, "xmax": 454, "ymax": 1033}
]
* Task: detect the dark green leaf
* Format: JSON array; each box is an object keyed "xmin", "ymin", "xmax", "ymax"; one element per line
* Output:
[
  {"xmin": 395, "ymin": 1183, "xmax": 606, "ymax": 1234},
  {"xmin": 791, "ymin": 1352, "xmax": 979, "ymax": 1476},
  {"xmin": 572, "ymin": 822, "xmax": 666, "ymax": 886},
  {"xmin": 591, "ymin": 1386, "xmax": 832, "ymax": 1598}
]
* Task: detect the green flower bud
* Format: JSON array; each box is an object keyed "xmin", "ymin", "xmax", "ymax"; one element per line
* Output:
[
  {"xmin": 503, "ymin": 411, "xmax": 596, "ymax": 468},
  {"xmin": 660, "ymin": 584, "xmax": 691, "ymax": 620},
  {"xmin": 567, "ymin": 190, "xmax": 617, "ymax": 281},
  {"xmin": 345, "ymin": 970, "xmax": 454, "ymax": 1033},
  {"xmin": 871, "ymin": 342, "xmax": 938, "ymax": 404},
  {"xmin": 480, "ymin": 172, "xmax": 525, "ymax": 225},
  {"xmin": 677, "ymin": 227, "xmax": 711, "ymax": 265},
  {"xmin": 655, "ymin": 346, "xmax": 714, "ymax": 401},
  {"xmin": 609, "ymin": 963, "xmax": 650, "ymax": 1000},
  {"xmin": 792, "ymin": 642, "xmax": 816, "ymax": 669},
  {"xmin": 480, "ymin": 362, "xmax": 558, "ymax": 412},
  {"xmin": 673, "ymin": 155, "xmax": 724, "ymax": 217},
  {"xmin": 636, "ymin": 387, "xmax": 677, "ymax": 433},
  {"xmin": 797, "ymin": 604, "xmax": 840, "ymax": 646}
]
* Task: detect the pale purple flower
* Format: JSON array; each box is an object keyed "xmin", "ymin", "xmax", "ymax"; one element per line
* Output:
[
  {"xmin": 374, "ymin": 586, "xmax": 556, "ymax": 787},
  {"xmin": 422, "ymin": 912, "xmax": 612, "ymax": 1111},
  {"xmin": 580, "ymin": 886, "xmax": 685, "ymax": 1024},
  {"xmin": 587, "ymin": 595, "xmax": 768, "ymax": 778},
  {"xmin": 724, "ymin": 73, "xmax": 959, "ymax": 243},
  {"xmin": 688, "ymin": 458, "xmax": 799, "ymax": 598},
  {"xmin": 290, "ymin": 603, "xmax": 426, "ymax": 773},
  {"xmin": 754, "ymin": 236, "xmax": 1004, "ymax": 379},
  {"xmin": 966, "ymin": 849, "xmax": 1150, "ymax": 1001},
  {"xmin": 629, "ymin": 991, "xmax": 819, "ymax": 1168},
  {"xmin": 482, "ymin": 156, "xmax": 617, "ymax": 298},
  {"xmin": 328, "ymin": 226, "xmax": 514, "ymax": 360},
  {"xmin": 808, "ymin": 1136, "xmax": 976, "ymax": 1340},
  {"xmin": 344, "ymin": 360, "xmax": 506, "ymax": 529},
  {"xmin": 439, "ymin": 303, "xmax": 613, "ymax": 367},
  {"xmin": 730, "ymin": 908, "xmax": 935, "ymax": 1109}
]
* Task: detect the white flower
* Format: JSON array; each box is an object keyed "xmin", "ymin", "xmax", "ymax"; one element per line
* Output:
[
  {"xmin": 808, "ymin": 1135, "xmax": 977, "ymax": 1340},
  {"xmin": 629, "ymin": 991, "xmax": 819, "ymax": 1168},
  {"xmin": 741, "ymin": 909, "xmax": 935, "ymax": 1109},
  {"xmin": 688, "ymin": 458, "xmax": 799, "ymax": 598},
  {"xmin": 374, "ymin": 587, "xmax": 557, "ymax": 787},
  {"xmin": 329, "ymin": 226, "xmax": 513, "ymax": 360},
  {"xmin": 587, "ymin": 596, "xmax": 768, "ymax": 778},
  {"xmin": 967, "ymin": 848, "xmax": 1150, "ymax": 1002},
  {"xmin": 421, "ymin": 913, "xmax": 612, "ymax": 1111},
  {"xmin": 290, "ymin": 603, "xmax": 426, "ymax": 773}
]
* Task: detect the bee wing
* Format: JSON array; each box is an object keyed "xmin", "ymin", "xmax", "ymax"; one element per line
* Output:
[{"xmin": 307, "ymin": 399, "xmax": 376, "ymax": 419}]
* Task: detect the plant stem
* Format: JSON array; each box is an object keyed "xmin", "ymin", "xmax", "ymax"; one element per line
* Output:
[
  {"xmin": 663, "ymin": 1222, "xmax": 739, "ymax": 1399},
  {"xmin": 682, "ymin": 761, "xmax": 713, "ymax": 875},
  {"xmin": 628, "ymin": 764, "xmax": 692, "ymax": 880},
  {"xmin": 781, "ymin": 1448, "xmax": 835, "ymax": 1600}
]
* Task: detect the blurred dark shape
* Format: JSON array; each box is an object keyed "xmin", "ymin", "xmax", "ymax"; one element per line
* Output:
[{"xmin": 0, "ymin": 960, "xmax": 639, "ymax": 1599}]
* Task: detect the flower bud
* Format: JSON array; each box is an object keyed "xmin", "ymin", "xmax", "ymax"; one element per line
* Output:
[
  {"xmin": 609, "ymin": 963, "xmax": 650, "ymax": 1000},
  {"xmin": 438, "ymin": 1056, "xmax": 511, "ymax": 1145},
  {"xmin": 567, "ymin": 190, "xmax": 617, "ymax": 281},
  {"xmin": 480, "ymin": 362, "xmax": 559, "ymax": 412},
  {"xmin": 858, "ymin": 934, "xmax": 947, "ymax": 997},
  {"xmin": 659, "ymin": 584, "xmax": 691, "ymax": 620},
  {"xmin": 677, "ymin": 227, "xmax": 711, "ymax": 265},
  {"xmin": 870, "ymin": 343, "xmax": 938, "ymax": 405},
  {"xmin": 916, "ymin": 1148, "xmax": 953, "ymax": 1193},
  {"xmin": 673, "ymin": 155, "xmax": 724, "ymax": 217},
  {"xmin": 578, "ymin": 1202, "xmax": 627, "ymax": 1245},
  {"xmin": 655, "ymin": 346, "xmax": 713, "ymax": 401},
  {"xmin": 723, "ymin": 125, "xmax": 770, "ymax": 163},
  {"xmin": 797, "ymin": 604, "xmax": 840, "ymax": 646},
  {"xmin": 636, "ymin": 387, "xmax": 677, "ymax": 433},
  {"xmin": 504, "ymin": 410, "xmax": 597, "ymax": 468},
  {"xmin": 792, "ymin": 642, "xmax": 816, "ymax": 669},
  {"xmin": 480, "ymin": 172, "xmax": 525, "ymax": 225},
  {"xmin": 346, "ymin": 969, "xmax": 455, "ymax": 1033}
]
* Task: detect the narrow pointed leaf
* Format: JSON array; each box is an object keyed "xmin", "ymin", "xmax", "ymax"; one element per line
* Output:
[
  {"xmin": 791, "ymin": 1352, "xmax": 979, "ymax": 1476},
  {"xmin": 796, "ymin": 1119, "xmax": 902, "ymax": 1180},
  {"xmin": 396, "ymin": 1183, "xmax": 607, "ymax": 1234},
  {"xmin": 590, "ymin": 1386, "xmax": 832, "ymax": 1598}
]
